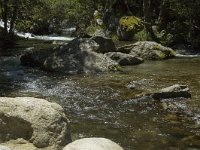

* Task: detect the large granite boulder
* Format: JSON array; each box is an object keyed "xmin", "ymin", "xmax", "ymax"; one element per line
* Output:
[
  {"xmin": 118, "ymin": 41, "xmax": 176, "ymax": 60},
  {"xmin": 105, "ymin": 52, "xmax": 144, "ymax": 66},
  {"xmin": 0, "ymin": 97, "xmax": 71, "ymax": 149},
  {"xmin": 63, "ymin": 138, "xmax": 124, "ymax": 150},
  {"xmin": 44, "ymin": 38, "xmax": 119, "ymax": 74}
]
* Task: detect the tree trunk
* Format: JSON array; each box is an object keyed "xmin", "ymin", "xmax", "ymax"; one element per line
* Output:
[
  {"xmin": 157, "ymin": 0, "xmax": 168, "ymax": 29},
  {"xmin": 124, "ymin": 0, "xmax": 132, "ymax": 15},
  {"xmin": 2, "ymin": 0, "xmax": 8, "ymax": 34},
  {"xmin": 143, "ymin": 0, "xmax": 157, "ymax": 40},
  {"xmin": 9, "ymin": 1, "xmax": 19, "ymax": 34},
  {"xmin": 143, "ymin": 0, "xmax": 151, "ymax": 23}
]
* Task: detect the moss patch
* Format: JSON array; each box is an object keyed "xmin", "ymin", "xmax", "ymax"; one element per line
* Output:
[
  {"xmin": 108, "ymin": 64, "xmax": 123, "ymax": 72},
  {"xmin": 119, "ymin": 16, "xmax": 144, "ymax": 32}
]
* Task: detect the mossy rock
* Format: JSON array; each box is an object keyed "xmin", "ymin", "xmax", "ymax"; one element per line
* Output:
[
  {"xmin": 108, "ymin": 64, "xmax": 123, "ymax": 72},
  {"xmin": 119, "ymin": 41, "xmax": 176, "ymax": 60},
  {"xmin": 86, "ymin": 25, "xmax": 103, "ymax": 36},
  {"xmin": 119, "ymin": 16, "xmax": 144, "ymax": 32}
]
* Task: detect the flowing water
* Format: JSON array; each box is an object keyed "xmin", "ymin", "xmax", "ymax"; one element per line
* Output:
[
  {"xmin": 0, "ymin": 55, "xmax": 200, "ymax": 150},
  {"xmin": 0, "ymin": 19, "xmax": 75, "ymax": 41}
]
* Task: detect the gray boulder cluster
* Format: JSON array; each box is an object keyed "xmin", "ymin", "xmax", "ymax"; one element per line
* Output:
[
  {"xmin": 20, "ymin": 36, "xmax": 176, "ymax": 74},
  {"xmin": 0, "ymin": 97, "xmax": 123, "ymax": 150},
  {"xmin": 43, "ymin": 37, "xmax": 118, "ymax": 74}
]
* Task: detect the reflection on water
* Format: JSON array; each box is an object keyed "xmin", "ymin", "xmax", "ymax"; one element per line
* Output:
[{"xmin": 0, "ymin": 56, "xmax": 200, "ymax": 150}]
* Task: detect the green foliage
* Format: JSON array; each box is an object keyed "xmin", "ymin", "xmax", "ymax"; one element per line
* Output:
[
  {"xmin": 119, "ymin": 16, "xmax": 144, "ymax": 32},
  {"xmin": 15, "ymin": 0, "xmax": 70, "ymax": 34},
  {"xmin": 134, "ymin": 29, "xmax": 148, "ymax": 41},
  {"xmin": 86, "ymin": 24, "xmax": 102, "ymax": 35},
  {"xmin": 1, "ymin": 0, "xmax": 200, "ymax": 49},
  {"xmin": 65, "ymin": 0, "xmax": 94, "ymax": 27},
  {"xmin": 108, "ymin": 64, "xmax": 123, "ymax": 72}
]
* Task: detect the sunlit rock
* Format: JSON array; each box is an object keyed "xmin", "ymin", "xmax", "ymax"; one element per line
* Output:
[
  {"xmin": 63, "ymin": 138, "xmax": 124, "ymax": 150},
  {"xmin": 152, "ymin": 84, "xmax": 191, "ymax": 100},
  {"xmin": 0, "ymin": 97, "xmax": 71, "ymax": 149},
  {"xmin": 0, "ymin": 145, "xmax": 11, "ymax": 150},
  {"xmin": 118, "ymin": 41, "xmax": 176, "ymax": 60}
]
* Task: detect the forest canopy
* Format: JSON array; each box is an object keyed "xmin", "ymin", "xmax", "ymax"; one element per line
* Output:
[{"xmin": 0, "ymin": 0, "xmax": 200, "ymax": 49}]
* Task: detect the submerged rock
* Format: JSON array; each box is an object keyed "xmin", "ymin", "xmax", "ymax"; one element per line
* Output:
[
  {"xmin": 105, "ymin": 52, "xmax": 144, "ymax": 66},
  {"xmin": 151, "ymin": 84, "xmax": 191, "ymax": 100},
  {"xmin": 130, "ymin": 84, "xmax": 191, "ymax": 101},
  {"xmin": 0, "ymin": 97, "xmax": 71, "ymax": 149},
  {"xmin": 63, "ymin": 138, "xmax": 124, "ymax": 150},
  {"xmin": 118, "ymin": 41, "xmax": 176, "ymax": 60},
  {"xmin": 44, "ymin": 38, "xmax": 119, "ymax": 74}
]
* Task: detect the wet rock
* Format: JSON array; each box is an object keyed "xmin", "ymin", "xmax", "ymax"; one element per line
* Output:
[
  {"xmin": 52, "ymin": 41, "xmax": 66, "ymax": 45},
  {"xmin": 0, "ymin": 97, "xmax": 71, "ymax": 149},
  {"xmin": 118, "ymin": 41, "xmax": 176, "ymax": 60},
  {"xmin": 151, "ymin": 84, "xmax": 191, "ymax": 100},
  {"xmin": 105, "ymin": 52, "xmax": 144, "ymax": 66},
  {"xmin": 20, "ymin": 48, "xmax": 35, "ymax": 67},
  {"xmin": 44, "ymin": 38, "xmax": 119, "ymax": 74},
  {"xmin": 20, "ymin": 47, "xmax": 57, "ymax": 67},
  {"xmin": 91, "ymin": 36, "xmax": 117, "ymax": 53},
  {"xmin": 126, "ymin": 79, "xmax": 154, "ymax": 90},
  {"xmin": 117, "ymin": 44, "xmax": 134, "ymax": 54},
  {"xmin": 63, "ymin": 138, "xmax": 124, "ymax": 150},
  {"xmin": 0, "ymin": 145, "xmax": 11, "ymax": 150}
]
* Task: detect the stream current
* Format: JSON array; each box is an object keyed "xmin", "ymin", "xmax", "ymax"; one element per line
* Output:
[{"xmin": 0, "ymin": 55, "xmax": 200, "ymax": 150}]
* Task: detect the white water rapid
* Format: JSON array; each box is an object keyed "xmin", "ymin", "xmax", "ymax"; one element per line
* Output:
[{"xmin": 0, "ymin": 19, "xmax": 75, "ymax": 42}]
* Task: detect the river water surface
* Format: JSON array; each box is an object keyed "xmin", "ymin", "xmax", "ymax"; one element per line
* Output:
[{"xmin": 0, "ymin": 55, "xmax": 200, "ymax": 150}]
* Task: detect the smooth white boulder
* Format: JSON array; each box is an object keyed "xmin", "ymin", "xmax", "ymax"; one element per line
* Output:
[
  {"xmin": 63, "ymin": 138, "xmax": 124, "ymax": 150},
  {"xmin": 0, "ymin": 145, "xmax": 11, "ymax": 150}
]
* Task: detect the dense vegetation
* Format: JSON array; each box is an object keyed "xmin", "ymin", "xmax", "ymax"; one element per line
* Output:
[{"xmin": 0, "ymin": 0, "xmax": 200, "ymax": 49}]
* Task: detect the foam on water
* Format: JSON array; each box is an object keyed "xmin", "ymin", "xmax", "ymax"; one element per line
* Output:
[{"xmin": 176, "ymin": 53, "xmax": 200, "ymax": 58}]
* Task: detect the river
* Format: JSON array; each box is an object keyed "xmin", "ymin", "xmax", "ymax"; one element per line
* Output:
[{"xmin": 0, "ymin": 55, "xmax": 200, "ymax": 150}]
